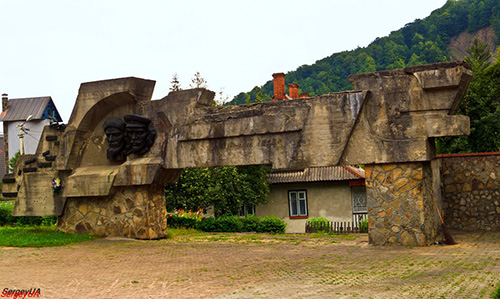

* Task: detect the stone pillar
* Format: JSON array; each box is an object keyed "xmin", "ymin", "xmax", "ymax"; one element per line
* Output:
[
  {"xmin": 57, "ymin": 184, "xmax": 167, "ymax": 239},
  {"xmin": 365, "ymin": 161, "xmax": 441, "ymax": 246}
]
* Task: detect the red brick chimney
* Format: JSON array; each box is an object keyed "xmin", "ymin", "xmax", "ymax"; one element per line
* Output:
[
  {"xmin": 288, "ymin": 83, "xmax": 299, "ymax": 99},
  {"xmin": 299, "ymin": 93, "xmax": 309, "ymax": 99},
  {"xmin": 272, "ymin": 73, "xmax": 286, "ymax": 101}
]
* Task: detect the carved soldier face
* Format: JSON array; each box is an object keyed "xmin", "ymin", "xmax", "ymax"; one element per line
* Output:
[
  {"xmin": 103, "ymin": 117, "xmax": 127, "ymax": 160},
  {"xmin": 127, "ymin": 127, "xmax": 148, "ymax": 154},
  {"xmin": 105, "ymin": 127, "xmax": 125, "ymax": 148},
  {"xmin": 123, "ymin": 114, "xmax": 156, "ymax": 155}
]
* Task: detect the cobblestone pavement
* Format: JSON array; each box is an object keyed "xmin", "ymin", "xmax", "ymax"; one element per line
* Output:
[{"xmin": 0, "ymin": 231, "xmax": 499, "ymax": 298}]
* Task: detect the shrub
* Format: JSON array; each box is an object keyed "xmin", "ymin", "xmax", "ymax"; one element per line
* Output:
[
  {"xmin": 492, "ymin": 283, "xmax": 500, "ymax": 299},
  {"xmin": 257, "ymin": 216, "xmax": 286, "ymax": 233},
  {"xmin": 359, "ymin": 218, "xmax": 369, "ymax": 233},
  {"xmin": 307, "ymin": 217, "xmax": 331, "ymax": 233},
  {"xmin": 0, "ymin": 201, "xmax": 57, "ymax": 226},
  {"xmin": 195, "ymin": 216, "xmax": 243, "ymax": 232},
  {"xmin": 241, "ymin": 215, "xmax": 260, "ymax": 232},
  {"xmin": 167, "ymin": 216, "xmax": 197, "ymax": 228}
]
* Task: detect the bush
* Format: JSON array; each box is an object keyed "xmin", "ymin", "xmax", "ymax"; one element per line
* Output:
[
  {"xmin": 241, "ymin": 215, "xmax": 260, "ymax": 232},
  {"xmin": 167, "ymin": 216, "xmax": 197, "ymax": 228},
  {"xmin": 195, "ymin": 216, "xmax": 243, "ymax": 232},
  {"xmin": 257, "ymin": 216, "xmax": 286, "ymax": 233},
  {"xmin": 0, "ymin": 201, "xmax": 57, "ymax": 226},
  {"xmin": 359, "ymin": 218, "xmax": 369, "ymax": 233},
  {"xmin": 307, "ymin": 217, "xmax": 330, "ymax": 233},
  {"xmin": 492, "ymin": 283, "xmax": 500, "ymax": 299}
]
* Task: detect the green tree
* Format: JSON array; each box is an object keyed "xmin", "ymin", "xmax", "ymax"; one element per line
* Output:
[
  {"xmin": 165, "ymin": 165, "xmax": 270, "ymax": 218},
  {"xmin": 437, "ymin": 40, "xmax": 500, "ymax": 153},
  {"xmin": 169, "ymin": 73, "xmax": 182, "ymax": 91},
  {"xmin": 8, "ymin": 151, "xmax": 20, "ymax": 173}
]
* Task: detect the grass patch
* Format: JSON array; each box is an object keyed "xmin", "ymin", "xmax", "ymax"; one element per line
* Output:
[{"xmin": 0, "ymin": 226, "xmax": 95, "ymax": 247}]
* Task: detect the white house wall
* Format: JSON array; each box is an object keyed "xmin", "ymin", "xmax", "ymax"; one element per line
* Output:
[
  {"xmin": 7, "ymin": 120, "xmax": 50, "ymax": 159},
  {"xmin": 256, "ymin": 181, "xmax": 354, "ymax": 233}
]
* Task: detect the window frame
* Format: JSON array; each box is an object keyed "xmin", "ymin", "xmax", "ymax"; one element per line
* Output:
[{"xmin": 288, "ymin": 189, "xmax": 308, "ymax": 219}]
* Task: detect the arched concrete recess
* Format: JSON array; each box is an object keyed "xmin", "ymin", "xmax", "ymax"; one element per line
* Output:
[{"xmin": 3, "ymin": 62, "xmax": 471, "ymax": 245}]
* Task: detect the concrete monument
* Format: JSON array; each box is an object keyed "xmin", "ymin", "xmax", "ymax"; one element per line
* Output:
[{"xmin": 2, "ymin": 62, "xmax": 471, "ymax": 246}]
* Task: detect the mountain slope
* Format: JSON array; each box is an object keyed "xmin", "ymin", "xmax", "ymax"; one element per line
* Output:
[{"xmin": 228, "ymin": 0, "xmax": 500, "ymax": 105}]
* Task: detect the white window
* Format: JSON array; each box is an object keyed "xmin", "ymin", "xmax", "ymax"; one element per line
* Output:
[
  {"xmin": 351, "ymin": 186, "xmax": 367, "ymax": 213},
  {"xmin": 289, "ymin": 190, "xmax": 308, "ymax": 217}
]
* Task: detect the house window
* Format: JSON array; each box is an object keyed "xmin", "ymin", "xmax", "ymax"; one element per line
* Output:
[
  {"xmin": 288, "ymin": 190, "xmax": 308, "ymax": 218},
  {"xmin": 239, "ymin": 203, "xmax": 255, "ymax": 217},
  {"xmin": 351, "ymin": 186, "xmax": 367, "ymax": 213}
]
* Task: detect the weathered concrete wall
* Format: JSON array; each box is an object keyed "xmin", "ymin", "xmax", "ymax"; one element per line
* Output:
[
  {"xmin": 365, "ymin": 161, "xmax": 440, "ymax": 246},
  {"xmin": 440, "ymin": 153, "xmax": 500, "ymax": 231},
  {"xmin": 256, "ymin": 182, "xmax": 354, "ymax": 233}
]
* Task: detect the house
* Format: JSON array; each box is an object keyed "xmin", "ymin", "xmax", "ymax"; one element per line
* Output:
[
  {"xmin": 0, "ymin": 94, "xmax": 63, "ymax": 172},
  {"xmin": 255, "ymin": 165, "xmax": 366, "ymax": 233},
  {"xmin": 0, "ymin": 134, "xmax": 5, "ymax": 179}
]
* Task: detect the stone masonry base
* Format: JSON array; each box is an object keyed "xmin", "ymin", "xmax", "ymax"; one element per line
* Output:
[
  {"xmin": 57, "ymin": 184, "xmax": 167, "ymax": 239},
  {"xmin": 365, "ymin": 162, "xmax": 440, "ymax": 246}
]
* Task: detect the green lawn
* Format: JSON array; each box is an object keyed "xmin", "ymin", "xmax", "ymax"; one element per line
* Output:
[{"xmin": 0, "ymin": 226, "xmax": 95, "ymax": 247}]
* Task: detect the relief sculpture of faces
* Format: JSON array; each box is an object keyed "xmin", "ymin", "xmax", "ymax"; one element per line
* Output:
[
  {"xmin": 103, "ymin": 117, "xmax": 127, "ymax": 161},
  {"xmin": 103, "ymin": 114, "xmax": 156, "ymax": 160}
]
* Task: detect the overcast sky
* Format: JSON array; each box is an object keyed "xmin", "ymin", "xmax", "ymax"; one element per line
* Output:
[{"xmin": 0, "ymin": 0, "xmax": 447, "ymax": 122}]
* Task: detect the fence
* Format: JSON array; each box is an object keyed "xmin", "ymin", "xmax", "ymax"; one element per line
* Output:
[{"xmin": 305, "ymin": 219, "xmax": 368, "ymax": 234}]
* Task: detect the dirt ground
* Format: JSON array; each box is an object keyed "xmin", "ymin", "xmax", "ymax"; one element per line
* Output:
[{"xmin": 0, "ymin": 230, "xmax": 499, "ymax": 298}]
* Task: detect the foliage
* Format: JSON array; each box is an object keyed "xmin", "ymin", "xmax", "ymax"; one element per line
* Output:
[
  {"xmin": 190, "ymin": 71, "xmax": 208, "ymax": 89},
  {"xmin": 167, "ymin": 208, "xmax": 203, "ymax": 229},
  {"xmin": 165, "ymin": 165, "xmax": 270, "ymax": 218},
  {"xmin": 492, "ymin": 283, "xmax": 500, "ymax": 299},
  {"xmin": 169, "ymin": 73, "xmax": 182, "ymax": 91},
  {"xmin": 8, "ymin": 151, "xmax": 20, "ymax": 173},
  {"xmin": 192, "ymin": 215, "xmax": 285, "ymax": 233},
  {"xmin": 307, "ymin": 217, "xmax": 330, "ymax": 233},
  {"xmin": 240, "ymin": 214, "xmax": 261, "ymax": 232},
  {"xmin": 256, "ymin": 216, "xmax": 286, "ymax": 233},
  {"xmin": 0, "ymin": 226, "xmax": 94, "ymax": 247},
  {"xmin": 359, "ymin": 218, "xmax": 369, "ymax": 233},
  {"xmin": 228, "ymin": 0, "xmax": 500, "ymax": 106},
  {"xmin": 195, "ymin": 216, "xmax": 242, "ymax": 232},
  {"xmin": 0, "ymin": 200, "xmax": 57, "ymax": 226},
  {"xmin": 437, "ymin": 39, "xmax": 500, "ymax": 153}
]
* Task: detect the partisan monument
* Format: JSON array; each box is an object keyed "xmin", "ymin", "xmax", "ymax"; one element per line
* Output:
[{"xmin": 2, "ymin": 62, "xmax": 471, "ymax": 246}]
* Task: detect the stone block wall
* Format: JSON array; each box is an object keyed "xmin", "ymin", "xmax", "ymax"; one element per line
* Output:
[
  {"xmin": 440, "ymin": 152, "xmax": 500, "ymax": 231},
  {"xmin": 57, "ymin": 184, "xmax": 167, "ymax": 239},
  {"xmin": 365, "ymin": 162, "xmax": 440, "ymax": 246}
]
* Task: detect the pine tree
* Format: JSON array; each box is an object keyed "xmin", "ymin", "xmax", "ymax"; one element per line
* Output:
[{"xmin": 169, "ymin": 73, "xmax": 182, "ymax": 91}]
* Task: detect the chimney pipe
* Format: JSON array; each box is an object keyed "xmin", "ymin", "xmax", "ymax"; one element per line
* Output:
[
  {"xmin": 2, "ymin": 93, "xmax": 8, "ymax": 112},
  {"xmin": 271, "ymin": 73, "xmax": 286, "ymax": 101},
  {"xmin": 288, "ymin": 83, "xmax": 299, "ymax": 99}
]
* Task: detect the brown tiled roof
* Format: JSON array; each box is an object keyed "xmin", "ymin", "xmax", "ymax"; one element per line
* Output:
[
  {"xmin": 0, "ymin": 97, "xmax": 52, "ymax": 121},
  {"xmin": 269, "ymin": 165, "xmax": 365, "ymax": 184}
]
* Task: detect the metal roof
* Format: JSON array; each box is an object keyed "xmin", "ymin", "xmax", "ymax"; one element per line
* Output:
[
  {"xmin": 0, "ymin": 97, "xmax": 62, "ymax": 122},
  {"xmin": 269, "ymin": 165, "xmax": 365, "ymax": 184}
]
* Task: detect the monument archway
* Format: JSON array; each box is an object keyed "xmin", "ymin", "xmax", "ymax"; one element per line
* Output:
[{"xmin": 2, "ymin": 62, "xmax": 471, "ymax": 246}]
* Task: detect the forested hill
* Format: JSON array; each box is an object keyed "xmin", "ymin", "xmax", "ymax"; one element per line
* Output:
[{"xmin": 228, "ymin": 0, "xmax": 500, "ymax": 105}]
